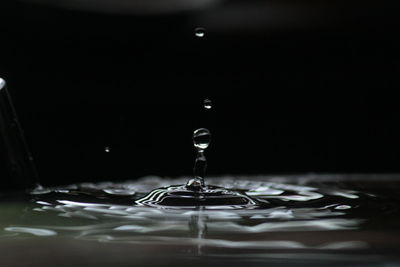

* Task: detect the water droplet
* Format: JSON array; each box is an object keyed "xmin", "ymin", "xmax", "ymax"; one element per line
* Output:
[
  {"xmin": 193, "ymin": 128, "xmax": 211, "ymax": 151},
  {"xmin": 204, "ymin": 99, "xmax": 212, "ymax": 109},
  {"xmin": 0, "ymin": 78, "xmax": 5, "ymax": 90},
  {"xmin": 105, "ymin": 147, "xmax": 110, "ymax": 153},
  {"xmin": 194, "ymin": 27, "xmax": 206, "ymax": 38}
]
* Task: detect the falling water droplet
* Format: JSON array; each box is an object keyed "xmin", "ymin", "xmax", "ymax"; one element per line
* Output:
[
  {"xmin": 105, "ymin": 147, "xmax": 110, "ymax": 153},
  {"xmin": 193, "ymin": 128, "xmax": 211, "ymax": 151},
  {"xmin": 204, "ymin": 99, "xmax": 212, "ymax": 109},
  {"xmin": 136, "ymin": 108, "xmax": 261, "ymax": 208},
  {"xmin": 194, "ymin": 27, "xmax": 206, "ymax": 38}
]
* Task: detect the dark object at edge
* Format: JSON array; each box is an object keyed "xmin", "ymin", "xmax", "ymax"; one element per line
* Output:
[{"xmin": 0, "ymin": 78, "xmax": 38, "ymax": 191}]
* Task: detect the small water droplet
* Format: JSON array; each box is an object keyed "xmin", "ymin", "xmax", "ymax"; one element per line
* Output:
[
  {"xmin": 204, "ymin": 99, "xmax": 212, "ymax": 109},
  {"xmin": 105, "ymin": 147, "xmax": 110, "ymax": 153},
  {"xmin": 193, "ymin": 128, "xmax": 211, "ymax": 151},
  {"xmin": 195, "ymin": 27, "xmax": 206, "ymax": 38}
]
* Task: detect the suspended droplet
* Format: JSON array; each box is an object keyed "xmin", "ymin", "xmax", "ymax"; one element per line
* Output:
[
  {"xmin": 193, "ymin": 128, "xmax": 211, "ymax": 151},
  {"xmin": 203, "ymin": 99, "xmax": 212, "ymax": 109},
  {"xmin": 194, "ymin": 27, "xmax": 206, "ymax": 38},
  {"xmin": 105, "ymin": 147, "xmax": 110, "ymax": 153}
]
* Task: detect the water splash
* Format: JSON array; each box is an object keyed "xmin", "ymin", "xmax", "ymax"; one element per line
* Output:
[{"xmin": 11, "ymin": 175, "xmax": 381, "ymax": 252}]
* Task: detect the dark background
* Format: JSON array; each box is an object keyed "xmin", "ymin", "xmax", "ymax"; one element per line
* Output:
[{"xmin": 0, "ymin": 0, "xmax": 400, "ymax": 187}]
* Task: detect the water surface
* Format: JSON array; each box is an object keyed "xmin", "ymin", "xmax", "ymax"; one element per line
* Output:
[{"xmin": 1, "ymin": 174, "xmax": 400, "ymax": 266}]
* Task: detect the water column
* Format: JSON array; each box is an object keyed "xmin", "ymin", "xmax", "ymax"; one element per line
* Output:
[{"xmin": 186, "ymin": 128, "xmax": 211, "ymax": 190}]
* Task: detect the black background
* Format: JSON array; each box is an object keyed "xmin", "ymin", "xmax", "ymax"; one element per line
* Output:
[{"xmin": 1, "ymin": 0, "xmax": 400, "ymax": 187}]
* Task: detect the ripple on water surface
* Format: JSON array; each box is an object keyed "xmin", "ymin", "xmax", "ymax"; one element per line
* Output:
[{"xmin": 1, "ymin": 175, "xmax": 400, "ymax": 266}]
